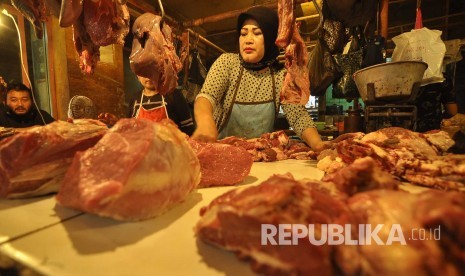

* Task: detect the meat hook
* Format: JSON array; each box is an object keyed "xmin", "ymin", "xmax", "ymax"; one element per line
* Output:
[{"xmin": 157, "ymin": 0, "xmax": 165, "ymax": 26}]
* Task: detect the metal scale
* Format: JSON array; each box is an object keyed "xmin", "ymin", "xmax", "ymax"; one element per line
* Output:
[{"xmin": 364, "ymin": 82, "xmax": 420, "ymax": 133}]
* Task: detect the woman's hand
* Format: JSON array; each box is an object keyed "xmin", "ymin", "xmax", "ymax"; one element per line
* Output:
[
  {"xmin": 191, "ymin": 125, "xmax": 218, "ymax": 142},
  {"xmin": 442, "ymin": 113, "xmax": 465, "ymax": 127},
  {"xmin": 97, "ymin": 113, "xmax": 118, "ymax": 126},
  {"xmin": 192, "ymin": 97, "xmax": 218, "ymax": 142}
]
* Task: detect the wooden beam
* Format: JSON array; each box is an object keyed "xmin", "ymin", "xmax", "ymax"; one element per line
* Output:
[
  {"xmin": 183, "ymin": 0, "xmax": 310, "ymax": 28},
  {"xmin": 380, "ymin": 0, "xmax": 389, "ymax": 38}
]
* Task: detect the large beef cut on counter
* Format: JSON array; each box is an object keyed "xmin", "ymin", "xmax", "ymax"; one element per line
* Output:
[
  {"xmin": 188, "ymin": 140, "xmax": 253, "ymax": 188},
  {"xmin": 56, "ymin": 119, "xmax": 200, "ymax": 221},
  {"xmin": 0, "ymin": 120, "xmax": 108, "ymax": 199},
  {"xmin": 196, "ymin": 157, "xmax": 465, "ymax": 275}
]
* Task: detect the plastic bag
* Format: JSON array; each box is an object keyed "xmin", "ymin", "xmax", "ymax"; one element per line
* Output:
[
  {"xmin": 308, "ymin": 39, "xmax": 342, "ymax": 96},
  {"xmin": 332, "ymin": 49, "xmax": 363, "ymax": 99},
  {"xmin": 391, "ymin": 27, "xmax": 446, "ymax": 85},
  {"xmin": 332, "ymin": 27, "xmax": 364, "ymax": 99}
]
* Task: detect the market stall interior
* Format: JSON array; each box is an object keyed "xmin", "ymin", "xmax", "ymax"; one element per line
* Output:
[
  {"xmin": 0, "ymin": 0, "xmax": 464, "ymax": 133},
  {"xmin": 1, "ymin": 0, "xmax": 465, "ymax": 275}
]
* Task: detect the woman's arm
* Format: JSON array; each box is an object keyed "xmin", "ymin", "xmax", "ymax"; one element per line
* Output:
[
  {"xmin": 191, "ymin": 97, "xmax": 218, "ymax": 142},
  {"xmin": 301, "ymin": 127, "xmax": 327, "ymax": 151}
]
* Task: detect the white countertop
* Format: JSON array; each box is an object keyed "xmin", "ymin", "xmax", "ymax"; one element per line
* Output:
[{"xmin": 0, "ymin": 160, "xmax": 324, "ymax": 275}]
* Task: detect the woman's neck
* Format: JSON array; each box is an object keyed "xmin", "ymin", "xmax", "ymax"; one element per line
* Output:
[{"xmin": 143, "ymin": 88, "xmax": 158, "ymax": 97}]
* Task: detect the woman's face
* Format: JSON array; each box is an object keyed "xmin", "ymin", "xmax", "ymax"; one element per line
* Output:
[{"xmin": 239, "ymin": 18, "xmax": 265, "ymax": 63}]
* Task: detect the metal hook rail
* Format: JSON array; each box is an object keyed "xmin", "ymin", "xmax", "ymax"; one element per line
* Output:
[{"xmin": 157, "ymin": 0, "xmax": 165, "ymax": 23}]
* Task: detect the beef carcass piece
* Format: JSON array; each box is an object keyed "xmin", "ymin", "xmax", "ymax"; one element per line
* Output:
[
  {"xmin": 0, "ymin": 120, "xmax": 107, "ymax": 199},
  {"xmin": 56, "ymin": 118, "xmax": 200, "ymax": 221},
  {"xmin": 11, "ymin": 0, "xmax": 47, "ymax": 38},
  {"xmin": 130, "ymin": 13, "xmax": 182, "ymax": 95},
  {"xmin": 320, "ymin": 127, "xmax": 463, "ymax": 190},
  {"xmin": 59, "ymin": 0, "xmax": 83, "ymax": 27},
  {"xmin": 188, "ymin": 140, "xmax": 253, "ymax": 188},
  {"xmin": 275, "ymin": 0, "xmax": 295, "ymax": 48},
  {"xmin": 322, "ymin": 157, "xmax": 399, "ymax": 195},
  {"xmin": 219, "ymin": 130, "xmax": 316, "ymax": 162},
  {"xmin": 347, "ymin": 190, "xmax": 465, "ymax": 276},
  {"xmin": 72, "ymin": 13, "xmax": 101, "ymax": 74},
  {"xmin": 196, "ymin": 159, "xmax": 402, "ymax": 275},
  {"xmin": 280, "ymin": 23, "xmax": 310, "ymax": 105},
  {"xmin": 196, "ymin": 174, "xmax": 354, "ymax": 275},
  {"xmin": 83, "ymin": 0, "xmax": 130, "ymax": 46},
  {"xmin": 197, "ymin": 158, "xmax": 465, "ymax": 275}
]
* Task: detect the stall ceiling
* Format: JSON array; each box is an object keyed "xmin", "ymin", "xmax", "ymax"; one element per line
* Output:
[{"xmin": 128, "ymin": 0, "xmax": 464, "ymax": 61}]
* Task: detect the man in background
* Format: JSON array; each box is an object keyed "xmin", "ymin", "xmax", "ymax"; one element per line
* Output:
[
  {"xmin": 0, "ymin": 76, "xmax": 6, "ymax": 105},
  {"xmin": 0, "ymin": 81, "xmax": 54, "ymax": 128}
]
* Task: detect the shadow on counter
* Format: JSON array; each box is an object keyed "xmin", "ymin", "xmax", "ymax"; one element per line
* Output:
[
  {"xmin": 196, "ymin": 239, "xmax": 256, "ymax": 276},
  {"xmin": 53, "ymin": 191, "xmax": 202, "ymax": 254}
]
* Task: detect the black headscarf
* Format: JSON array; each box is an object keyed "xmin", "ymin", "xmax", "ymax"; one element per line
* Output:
[{"xmin": 237, "ymin": 6, "xmax": 280, "ymax": 70}]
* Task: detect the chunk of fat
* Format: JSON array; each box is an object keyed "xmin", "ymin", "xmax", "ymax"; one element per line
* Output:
[{"xmin": 124, "ymin": 124, "xmax": 200, "ymax": 194}]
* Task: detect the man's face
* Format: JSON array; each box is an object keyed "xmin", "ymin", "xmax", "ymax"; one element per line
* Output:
[{"xmin": 5, "ymin": 90, "xmax": 32, "ymax": 115}]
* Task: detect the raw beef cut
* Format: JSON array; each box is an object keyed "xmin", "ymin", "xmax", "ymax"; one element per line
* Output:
[
  {"xmin": 130, "ymin": 13, "xmax": 182, "ymax": 95},
  {"xmin": 188, "ymin": 140, "xmax": 253, "ymax": 188},
  {"xmin": 56, "ymin": 119, "xmax": 200, "ymax": 221},
  {"xmin": 196, "ymin": 157, "xmax": 465, "ymax": 275},
  {"xmin": 72, "ymin": 13, "xmax": 101, "ymax": 75},
  {"xmin": 280, "ymin": 23, "xmax": 310, "ymax": 105},
  {"xmin": 219, "ymin": 130, "xmax": 316, "ymax": 162},
  {"xmin": 318, "ymin": 127, "xmax": 462, "ymax": 190},
  {"xmin": 275, "ymin": 0, "xmax": 295, "ymax": 48},
  {"xmin": 59, "ymin": 0, "xmax": 83, "ymax": 27},
  {"xmin": 0, "ymin": 120, "xmax": 108, "ymax": 199},
  {"xmin": 11, "ymin": 0, "xmax": 47, "ymax": 38},
  {"xmin": 83, "ymin": 0, "xmax": 129, "ymax": 46},
  {"xmin": 347, "ymin": 189, "xmax": 465, "ymax": 276},
  {"xmin": 196, "ymin": 173, "xmax": 353, "ymax": 276}
]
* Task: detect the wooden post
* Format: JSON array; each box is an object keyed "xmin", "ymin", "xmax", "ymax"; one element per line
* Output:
[{"xmin": 380, "ymin": 0, "xmax": 389, "ymax": 38}]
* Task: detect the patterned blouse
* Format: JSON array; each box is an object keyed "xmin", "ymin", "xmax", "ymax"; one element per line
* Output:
[{"xmin": 196, "ymin": 53, "xmax": 315, "ymax": 137}]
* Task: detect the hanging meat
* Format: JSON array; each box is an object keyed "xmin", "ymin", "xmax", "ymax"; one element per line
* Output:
[
  {"xmin": 58, "ymin": 0, "xmax": 83, "ymax": 27},
  {"xmin": 11, "ymin": 0, "xmax": 130, "ymax": 74},
  {"xmin": 10, "ymin": 0, "xmax": 48, "ymax": 38},
  {"xmin": 72, "ymin": 13, "xmax": 101, "ymax": 75},
  {"xmin": 71, "ymin": 0, "xmax": 129, "ymax": 74},
  {"xmin": 56, "ymin": 119, "xmax": 201, "ymax": 221},
  {"xmin": 275, "ymin": 0, "xmax": 295, "ymax": 48},
  {"xmin": 129, "ymin": 13, "xmax": 182, "ymax": 95},
  {"xmin": 0, "ymin": 120, "xmax": 108, "ymax": 199},
  {"xmin": 83, "ymin": 0, "xmax": 129, "ymax": 46},
  {"xmin": 280, "ymin": 23, "xmax": 310, "ymax": 105},
  {"xmin": 275, "ymin": 0, "xmax": 310, "ymax": 104}
]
